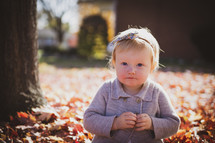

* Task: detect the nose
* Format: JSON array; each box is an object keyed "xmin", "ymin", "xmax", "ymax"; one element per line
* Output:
[{"xmin": 128, "ymin": 66, "xmax": 135, "ymax": 75}]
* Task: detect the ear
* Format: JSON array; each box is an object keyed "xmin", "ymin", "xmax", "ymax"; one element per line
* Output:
[
  {"xmin": 150, "ymin": 62, "xmax": 157, "ymax": 73},
  {"xmin": 112, "ymin": 60, "xmax": 116, "ymax": 68},
  {"xmin": 150, "ymin": 65, "xmax": 154, "ymax": 73}
]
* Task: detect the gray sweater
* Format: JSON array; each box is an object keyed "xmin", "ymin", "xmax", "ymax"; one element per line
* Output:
[{"xmin": 84, "ymin": 78, "xmax": 180, "ymax": 143}]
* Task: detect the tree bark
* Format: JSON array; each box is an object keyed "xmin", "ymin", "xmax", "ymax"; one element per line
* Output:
[
  {"xmin": 56, "ymin": 17, "xmax": 64, "ymax": 44},
  {"xmin": 0, "ymin": 0, "xmax": 46, "ymax": 121}
]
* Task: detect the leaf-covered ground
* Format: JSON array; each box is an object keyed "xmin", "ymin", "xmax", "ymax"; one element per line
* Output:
[{"xmin": 0, "ymin": 63, "xmax": 214, "ymax": 142}]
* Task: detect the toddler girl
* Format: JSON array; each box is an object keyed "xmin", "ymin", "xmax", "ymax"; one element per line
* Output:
[{"xmin": 84, "ymin": 27, "xmax": 180, "ymax": 143}]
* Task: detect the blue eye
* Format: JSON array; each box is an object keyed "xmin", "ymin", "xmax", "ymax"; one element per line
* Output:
[
  {"xmin": 121, "ymin": 62, "xmax": 128, "ymax": 66},
  {"xmin": 137, "ymin": 63, "xmax": 143, "ymax": 67}
]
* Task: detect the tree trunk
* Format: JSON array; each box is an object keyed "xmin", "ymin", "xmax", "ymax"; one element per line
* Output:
[
  {"xmin": 56, "ymin": 17, "xmax": 64, "ymax": 44},
  {"xmin": 0, "ymin": 0, "xmax": 46, "ymax": 121}
]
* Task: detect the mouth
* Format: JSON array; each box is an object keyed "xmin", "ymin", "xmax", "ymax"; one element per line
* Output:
[{"xmin": 126, "ymin": 77, "xmax": 136, "ymax": 79}]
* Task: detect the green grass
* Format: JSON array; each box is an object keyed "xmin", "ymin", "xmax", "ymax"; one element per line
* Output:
[{"xmin": 39, "ymin": 55, "xmax": 108, "ymax": 68}]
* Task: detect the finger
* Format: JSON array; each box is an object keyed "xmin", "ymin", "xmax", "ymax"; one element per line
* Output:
[
  {"xmin": 135, "ymin": 122, "xmax": 145, "ymax": 128},
  {"xmin": 126, "ymin": 120, "xmax": 136, "ymax": 126},
  {"xmin": 123, "ymin": 113, "xmax": 137, "ymax": 122},
  {"xmin": 137, "ymin": 114, "xmax": 150, "ymax": 122},
  {"xmin": 125, "ymin": 112, "xmax": 137, "ymax": 118},
  {"xmin": 135, "ymin": 126, "xmax": 145, "ymax": 131},
  {"xmin": 136, "ymin": 114, "xmax": 144, "ymax": 121},
  {"xmin": 127, "ymin": 124, "xmax": 136, "ymax": 129},
  {"xmin": 125, "ymin": 116, "xmax": 137, "ymax": 122},
  {"xmin": 136, "ymin": 117, "xmax": 146, "ymax": 123},
  {"xmin": 137, "ymin": 113, "xmax": 148, "ymax": 119},
  {"xmin": 136, "ymin": 117, "xmax": 144, "ymax": 122}
]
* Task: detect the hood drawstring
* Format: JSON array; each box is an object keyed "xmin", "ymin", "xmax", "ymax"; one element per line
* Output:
[{"xmin": 127, "ymin": 99, "xmax": 143, "ymax": 143}]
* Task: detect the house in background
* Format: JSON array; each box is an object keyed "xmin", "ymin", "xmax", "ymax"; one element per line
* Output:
[
  {"xmin": 78, "ymin": 0, "xmax": 215, "ymax": 62},
  {"xmin": 38, "ymin": 28, "xmax": 77, "ymax": 49},
  {"xmin": 38, "ymin": 29, "xmax": 58, "ymax": 48}
]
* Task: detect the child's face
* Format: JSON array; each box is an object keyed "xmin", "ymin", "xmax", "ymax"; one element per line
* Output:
[{"xmin": 114, "ymin": 47, "xmax": 152, "ymax": 92}]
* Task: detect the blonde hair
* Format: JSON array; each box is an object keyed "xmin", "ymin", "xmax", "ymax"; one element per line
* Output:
[{"xmin": 109, "ymin": 27, "xmax": 161, "ymax": 71}]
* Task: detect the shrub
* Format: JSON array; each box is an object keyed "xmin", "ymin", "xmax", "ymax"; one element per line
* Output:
[{"xmin": 78, "ymin": 15, "xmax": 108, "ymax": 59}]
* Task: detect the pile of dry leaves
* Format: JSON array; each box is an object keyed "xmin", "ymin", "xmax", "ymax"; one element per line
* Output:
[{"xmin": 0, "ymin": 63, "xmax": 214, "ymax": 142}]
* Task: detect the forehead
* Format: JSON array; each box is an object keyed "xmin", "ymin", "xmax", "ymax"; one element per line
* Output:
[
  {"xmin": 115, "ymin": 39, "xmax": 152, "ymax": 56},
  {"xmin": 115, "ymin": 46, "xmax": 152, "ymax": 62}
]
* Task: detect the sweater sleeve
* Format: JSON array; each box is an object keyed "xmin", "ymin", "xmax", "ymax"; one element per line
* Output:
[
  {"xmin": 151, "ymin": 86, "xmax": 180, "ymax": 139},
  {"xmin": 83, "ymin": 82, "xmax": 116, "ymax": 137}
]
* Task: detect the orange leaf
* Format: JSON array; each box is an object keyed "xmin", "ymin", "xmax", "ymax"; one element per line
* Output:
[{"xmin": 17, "ymin": 112, "xmax": 28, "ymax": 118}]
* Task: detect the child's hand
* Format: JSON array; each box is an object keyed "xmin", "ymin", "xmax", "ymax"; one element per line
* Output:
[
  {"xmin": 135, "ymin": 113, "xmax": 153, "ymax": 131},
  {"xmin": 112, "ymin": 112, "xmax": 137, "ymax": 130}
]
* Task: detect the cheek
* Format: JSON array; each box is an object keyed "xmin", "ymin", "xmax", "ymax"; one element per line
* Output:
[
  {"xmin": 136, "ymin": 68, "xmax": 150, "ymax": 78},
  {"xmin": 116, "ymin": 67, "xmax": 126, "ymax": 78}
]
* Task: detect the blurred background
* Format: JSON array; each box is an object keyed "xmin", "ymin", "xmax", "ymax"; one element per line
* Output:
[{"xmin": 37, "ymin": 0, "xmax": 215, "ymax": 70}]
